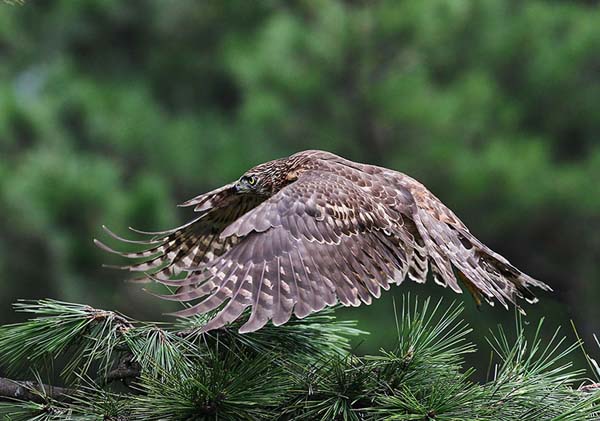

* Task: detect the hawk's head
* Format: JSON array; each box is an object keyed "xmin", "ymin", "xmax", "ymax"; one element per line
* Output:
[{"xmin": 236, "ymin": 157, "xmax": 299, "ymax": 196}]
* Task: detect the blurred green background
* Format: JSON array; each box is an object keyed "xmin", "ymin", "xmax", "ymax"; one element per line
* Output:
[{"xmin": 1, "ymin": 0, "xmax": 599, "ymax": 372}]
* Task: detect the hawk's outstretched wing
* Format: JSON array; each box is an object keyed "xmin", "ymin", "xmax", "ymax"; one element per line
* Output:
[
  {"xmin": 169, "ymin": 170, "xmax": 423, "ymax": 333},
  {"xmin": 97, "ymin": 153, "xmax": 551, "ymax": 333},
  {"xmin": 98, "ymin": 169, "xmax": 427, "ymax": 332},
  {"xmin": 94, "ymin": 182, "xmax": 262, "ymax": 284}
]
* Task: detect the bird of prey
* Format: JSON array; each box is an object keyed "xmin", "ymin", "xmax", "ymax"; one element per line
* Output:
[{"xmin": 96, "ymin": 150, "xmax": 551, "ymax": 333}]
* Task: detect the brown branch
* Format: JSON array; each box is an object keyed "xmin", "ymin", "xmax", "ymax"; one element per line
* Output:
[
  {"xmin": 96, "ymin": 352, "xmax": 141, "ymax": 388},
  {"xmin": 0, "ymin": 356, "xmax": 141, "ymax": 404},
  {"xmin": 97, "ymin": 366, "xmax": 141, "ymax": 387},
  {"xmin": 0, "ymin": 377, "xmax": 74, "ymax": 403}
]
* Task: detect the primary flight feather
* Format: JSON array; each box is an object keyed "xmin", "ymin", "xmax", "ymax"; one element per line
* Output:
[{"xmin": 96, "ymin": 150, "xmax": 551, "ymax": 333}]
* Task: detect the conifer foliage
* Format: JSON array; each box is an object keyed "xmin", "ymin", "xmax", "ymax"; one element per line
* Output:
[{"xmin": 0, "ymin": 296, "xmax": 598, "ymax": 420}]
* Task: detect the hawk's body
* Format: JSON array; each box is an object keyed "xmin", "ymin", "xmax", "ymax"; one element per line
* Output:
[{"xmin": 96, "ymin": 150, "xmax": 550, "ymax": 332}]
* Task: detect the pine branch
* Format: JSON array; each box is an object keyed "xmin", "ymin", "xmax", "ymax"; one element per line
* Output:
[
  {"xmin": 0, "ymin": 377, "xmax": 73, "ymax": 403},
  {"xmin": 0, "ymin": 296, "xmax": 599, "ymax": 420},
  {"xmin": 0, "ymin": 300, "xmax": 133, "ymax": 381}
]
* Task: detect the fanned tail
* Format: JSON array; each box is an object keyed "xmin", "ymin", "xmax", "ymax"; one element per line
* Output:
[{"xmin": 413, "ymin": 208, "xmax": 551, "ymax": 312}]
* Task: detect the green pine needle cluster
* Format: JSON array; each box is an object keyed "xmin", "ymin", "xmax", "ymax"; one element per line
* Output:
[
  {"xmin": 0, "ymin": 296, "xmax": 599, "ymax": 420},
  {"xmin": 0, "ymin": 300, "xmax": 132, "ymax": 381}
]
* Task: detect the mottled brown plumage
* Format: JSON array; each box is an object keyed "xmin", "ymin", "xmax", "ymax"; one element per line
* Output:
[{"xmin": 96, "ymin": 150, "xmax": 551, "ymax": 333}]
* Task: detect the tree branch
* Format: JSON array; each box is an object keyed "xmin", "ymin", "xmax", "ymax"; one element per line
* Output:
[
  {"xmin": 98, "ymin": 366, "xmax": 141, "ymax": 387},
  {"xmin": 0, "ymin": 377, "xmax": 73, "ymax": 403},
  {"xmin": 96, "ymin": 352, "xmax": 141, "ymax": 388}
]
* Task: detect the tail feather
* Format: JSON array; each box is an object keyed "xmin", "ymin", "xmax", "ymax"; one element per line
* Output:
[{"xmin": 413, "ymin": 208, "xmax": 550, "ymax": 312}]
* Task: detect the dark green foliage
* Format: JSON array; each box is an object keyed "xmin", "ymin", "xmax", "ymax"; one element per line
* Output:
[
  {"xmin": 0, "ymin": 297, "xmax": 598, "ymax": 420},
  {"xmin": 132, "ymin": 351, "xmax": 287, "ymax": 420}
]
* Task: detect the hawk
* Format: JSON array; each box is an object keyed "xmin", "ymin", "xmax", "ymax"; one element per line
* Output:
[{"xmin": 96, "ymin": 150, "xmax": 551, "ymax": 333}]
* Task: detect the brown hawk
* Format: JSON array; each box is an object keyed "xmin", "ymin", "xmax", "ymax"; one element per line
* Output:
[{"xmin": 95, "ymin": 150, "xmax": 551, "ymax": 333}]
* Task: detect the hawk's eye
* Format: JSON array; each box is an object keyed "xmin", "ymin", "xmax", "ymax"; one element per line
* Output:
[{"xmin": 242, "ymin": 175, "xmax": 257, "ymax": 186}]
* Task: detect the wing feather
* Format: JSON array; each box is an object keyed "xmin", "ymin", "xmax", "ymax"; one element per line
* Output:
[
  {"xmin": 96, "ymin": 191, "xmax": 260, "ymax": 284},
  {"xmin": 272, "ymin": 255, "xmax": 295, "ymax": 326},
  {"xmin": 99, "ymin": 152, "xmax": 550, "ymax": 333}
]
